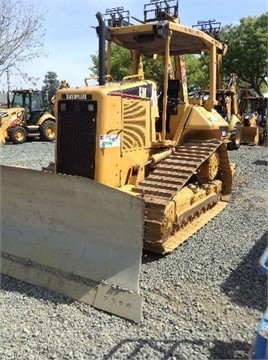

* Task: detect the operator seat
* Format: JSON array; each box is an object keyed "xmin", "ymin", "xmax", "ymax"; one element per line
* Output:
[{"xmin": 156, "ymin": 79, "xmax": 181, "ymax": 132}]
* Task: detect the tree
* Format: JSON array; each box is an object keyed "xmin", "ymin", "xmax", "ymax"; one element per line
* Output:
[
  {"xmin": 90, "ymin": 44, "xmax": 165, "ymax": 86},
  {"xmin": 90, "ymin": 44, "xmax": 206, "ymax": 89},
  {"xmin": 143, "ymin": 56, "xmax": 164, "ymax": 88},
  {"xmin": 185, "ymin": 54, "xmax": 209, "ymax": 90},
  {"xmin": 0, "ymin": 0, "xmax": 46, "ymax": 77},
  {"xmin": 42, "ymin": 71, "xmax": 60, "ymax": 96},
  {"xmin": 90, "ymin": 44, "xmax": 131, "ymax": 82},
  {"xmin": 220, "ymin": 12, "xmax": 268, "ymax": 95}
]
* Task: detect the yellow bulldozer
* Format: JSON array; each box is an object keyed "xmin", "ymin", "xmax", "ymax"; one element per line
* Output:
[
  {"xmin": 0, "ymin": 89, "xmax": 56, "ymax": 145},
  {"xmin": 1, "ymin": 1, "xmax": 235, "ymax": 322}
]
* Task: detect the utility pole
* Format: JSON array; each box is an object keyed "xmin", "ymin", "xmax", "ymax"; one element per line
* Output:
[{"xmin": 6, "ymin": 68, "xmax": 10, "ymax": 108}]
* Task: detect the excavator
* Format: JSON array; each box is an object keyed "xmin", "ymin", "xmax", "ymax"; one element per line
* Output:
[{"xmin": 1, "ymin": 0, "xmax": 234, "ymax": 322}]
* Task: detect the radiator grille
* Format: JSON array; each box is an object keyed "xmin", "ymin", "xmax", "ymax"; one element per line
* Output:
[{"xmin": 56, "ymin": 100, "xmax": 97, "ymax": 179}]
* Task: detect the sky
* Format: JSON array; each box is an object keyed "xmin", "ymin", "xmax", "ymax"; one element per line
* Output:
[{"xmin": 0, "ymin": 0, "xmax": 267, "ymax": 91}]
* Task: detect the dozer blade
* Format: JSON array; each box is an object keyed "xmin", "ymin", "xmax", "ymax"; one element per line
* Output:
[
  {"xmin": 1, "ymin": 165, "xmax": 145, "ymax": 322},
  {"xmin": 241, "ymin": 126, "xmax": 259, "ymax": 145}
]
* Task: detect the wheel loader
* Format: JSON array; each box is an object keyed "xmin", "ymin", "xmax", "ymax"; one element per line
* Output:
[
  {"xmin": 1, "ymin": 1, "xmax": 235, "ymax": 322},
  {"xmin": 0, "ymin": 89, "xmax": 56, "ymax": 145}
]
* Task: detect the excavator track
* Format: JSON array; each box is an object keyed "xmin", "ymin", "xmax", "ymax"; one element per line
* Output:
[{"xmin": 133, "ymin": 139, "xmax": 233, "ymax": 254}]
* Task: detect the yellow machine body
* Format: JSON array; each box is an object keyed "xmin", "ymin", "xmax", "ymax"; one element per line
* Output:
[{"xmin": 55, "ymin": 81, "xmax": 229, "ymax": 191}]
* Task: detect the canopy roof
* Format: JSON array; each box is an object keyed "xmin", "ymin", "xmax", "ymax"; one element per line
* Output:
[{"xmin": 109, "ymin": 21, "xmax": 224, "ymax": 56}]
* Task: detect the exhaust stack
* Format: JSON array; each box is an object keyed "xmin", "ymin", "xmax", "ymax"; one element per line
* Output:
[{"xmin": 96, "ymin": 12, "xmax": 106, "ymax": 86}]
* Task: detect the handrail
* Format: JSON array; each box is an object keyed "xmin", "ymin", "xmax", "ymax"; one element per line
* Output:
[
  {"xmin": 84, "ymin": 75, "xmax": 115, "ymax": 86},
  {"xmin": 121, "ymin": 74, "xmax": 143, "ymax": 84}
]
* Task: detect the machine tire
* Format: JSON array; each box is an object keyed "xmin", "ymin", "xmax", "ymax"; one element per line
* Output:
[
  {"xmin": 39, "ymin": 120, "xmax": 56, "ymax": 141},
  {"xmin": 227, "ymin": 123, "xmax": 241, "ymax": 150},
  {"xmin": 8, "ymin": 125, "xmax": 27, "ymax": 144}
]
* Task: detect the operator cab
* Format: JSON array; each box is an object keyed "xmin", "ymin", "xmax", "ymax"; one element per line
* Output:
[
  {"xmin": 156, "ymin": 79, "xmax": 182, "ymax": 132},
  {"xmin": 11, "ymin": 90, "xmax": 49, "ymax": 125}
]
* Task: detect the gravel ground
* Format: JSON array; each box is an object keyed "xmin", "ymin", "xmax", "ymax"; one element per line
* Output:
[{"xmin": 1, "ymin": 140, "xmax": 267, "ymax": 360}]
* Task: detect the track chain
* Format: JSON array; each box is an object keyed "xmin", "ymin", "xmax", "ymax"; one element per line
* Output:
[{"xmin": 133, "ymin": 139, "xmax": 232, "ymax": 252}]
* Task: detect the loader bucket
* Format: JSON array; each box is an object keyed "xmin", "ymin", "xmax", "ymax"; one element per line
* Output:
[
  {"xmin": 241, "ymin": 126, "xmax": 259, "ymax": 145},
  {"xmin": 0, "ymin": 125, "xmax": 7, "ymax": 146},
  {"xmin": 1, "ymin": 165, "xmax": 145, "ymax": 322}
]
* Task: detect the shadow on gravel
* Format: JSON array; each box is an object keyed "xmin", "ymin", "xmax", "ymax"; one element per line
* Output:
[
  {"xmin": 210, "ymin": 339, "xmax": 251, "ymax": 359},
  {"xmin": 221, "ymin": 231, "xmax": 267, "ymax": 311},
  {"xmin": 102, "ymin": 338, "xmax": 202, "ymax": 360},
  {"xmin": 4, "ymin": 139, "xmax": 39, "ymax": 145},
  {"xmin": 1, "ymin": 274, "xmax": 73, "ymax": 306},
  {"xmin": 253, "ymin": 159, "xmax": 267, "ymax": 166},
  {"xmin": 4, "ymin": 137, "xmax": 53, "ymax": 144},
  {"xmin": 142, "ymin": 241, "xmax": 189, "ymax": 264},
  {"xmin": 142, "ymin": 251, "xmax": 163, "ymax": 264},
  {"xmin": 103, "ymin": 337, "xmax": 251, "ymax": 360}
]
